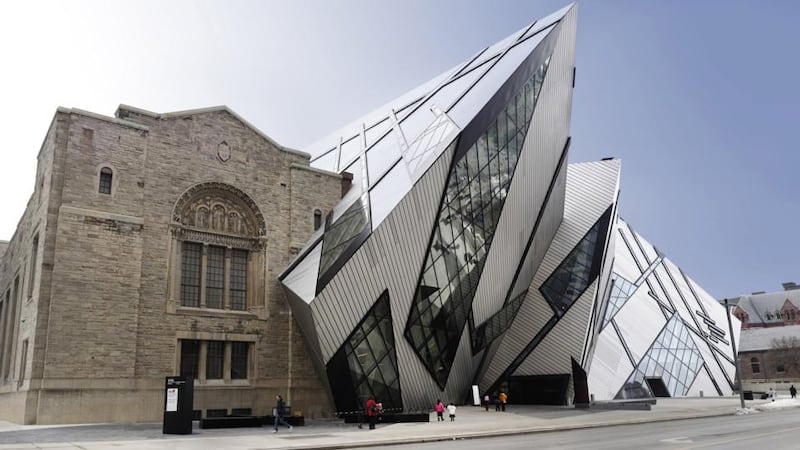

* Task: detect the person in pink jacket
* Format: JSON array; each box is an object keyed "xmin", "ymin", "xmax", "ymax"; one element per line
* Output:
[{"xmin": 434, "ymin": 399, "xmax": 445, "ymax": 421}]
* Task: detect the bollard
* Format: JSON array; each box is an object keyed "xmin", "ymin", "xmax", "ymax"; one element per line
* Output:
[{"xmin": 700, "ymin": 390, "xmax": 704, "ymax": 397}]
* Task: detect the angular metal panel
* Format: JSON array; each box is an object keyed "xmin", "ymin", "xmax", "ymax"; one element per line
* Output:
[{"xmin": 588, "ymin": 326, "xmax": 636, "ymax": 400}]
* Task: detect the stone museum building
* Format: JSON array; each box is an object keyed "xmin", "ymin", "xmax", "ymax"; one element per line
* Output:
[{"xmin": 0, "ymin": 105, "xmax": 344, "ymax": 424}]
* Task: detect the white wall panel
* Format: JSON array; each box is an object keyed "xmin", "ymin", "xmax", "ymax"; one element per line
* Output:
[
  {"xmin": 691, "ymin": 330, "xmax": 733, "ymax": 394},
  {"xmin": 612, "ymin": 290, "xmax": 667, "ymax": 363},
  {"xmin": 612, "ymin": 230, "xmax": 643, "ymax": 283},
  {"xmin": 685, "ymin": 366, "xmax": 718, "ymax": 398},
  {"xmin": 632, "ymin": 226, "xmax": 660, "ymax": 263},
  {"xmin": 652, "ymin": 264, "xmax": 696, "ymax": 329},
  {"xmin": 589, "ymin": 329, "xmax": 635, "ymax": 400},
  {"xmin": 618, "ymin": 224, "xmax": 651, "ymax": 269}
]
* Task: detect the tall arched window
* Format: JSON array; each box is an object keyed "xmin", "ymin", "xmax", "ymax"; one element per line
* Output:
[
  {"xmin": 99, "ymin": 167, "xmax": 113, "ymax": 194},
  {"xmin": 751, "ymin": 357, "xmax": 760, "ymax": 374},
  {"xmin": 169, "ymin": 183, "xmax": 267, "ymax": 317},
  {"xmin": 313, "ymin": 209, "xmax": 323, "ymax": 231}
]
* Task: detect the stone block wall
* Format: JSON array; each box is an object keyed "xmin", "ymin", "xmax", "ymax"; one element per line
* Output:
[{"xmin": 0, "ymin": 105, "xmax": 345, "ymax": 424}]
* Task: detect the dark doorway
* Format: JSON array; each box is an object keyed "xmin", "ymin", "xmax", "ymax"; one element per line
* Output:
[
  {"xmin": 507, "ymin": 375, "xmax": 571, "ymax": 405},
  {"xmin": 645, "ymin": 377, "xmax": 671, "ymax": 397}
]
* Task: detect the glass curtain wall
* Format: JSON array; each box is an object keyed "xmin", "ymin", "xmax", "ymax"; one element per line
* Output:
[{"xmin": 404, "ymin": 56, "xmax": 552, "ymax": 388}]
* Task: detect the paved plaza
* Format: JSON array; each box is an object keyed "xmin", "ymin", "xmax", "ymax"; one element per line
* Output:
[{"xmin": 1, "ymin": 397, "xmax": 789, "ymax": 450}]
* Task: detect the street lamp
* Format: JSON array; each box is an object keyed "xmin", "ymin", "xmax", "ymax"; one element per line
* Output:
[{"xmin": 724, "ymin": 298, "xmax": 746, "ymax": 409}]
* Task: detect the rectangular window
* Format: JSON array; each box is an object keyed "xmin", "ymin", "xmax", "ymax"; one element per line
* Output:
[
  {"xmin": 777, "ymin": 364, "xmax": 785, "ymax": 373},
  {"xmin": 28, "ymin": 234, "xmax": 39, "ymax": 298},
  {"xmin": 180, "ymin": 242, "xmax": 202, "ymax": 307},
  {"xmin": 231, "ymin": 342, "xmax": 249, "ymax": 380},
  {"xmin": 99, "ymin": 168, "xmax": 112, "ymax": 194},
  {"xmin": 206, "ymin": 341, "xmax": 224, "ymax": 379},
  {"xmin": 230, "ymin": 250, "xmax": 248, "ymax": 311},
  {"xmin": 205, "ymin": 246, "xmax": 225, "ymax": 309},
  {"xmin": 179, "ymin": 340, "xmax": 200, "ymax": 379},
  {"xmin": 18, "ymin": 339, "xmax": 28, "ymax": 387}
]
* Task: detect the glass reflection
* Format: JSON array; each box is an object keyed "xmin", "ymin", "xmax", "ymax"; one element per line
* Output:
[
  {"xmin": 615, "ymin": 315, "xmax": 704, "ymax": 399},
  {"xmin": 539, "ymin": 208, "xmax": 609, "ymax": 316},
  {"xmin": 405, "ymin": 55, "xmax": 553, "ymax": 388},
  {"xmin": 327, "ymin": 291, "xmax": 402, "ymax": 412},
  {"xmin": 318, "ymin": 196, "xmax": 370, "ymax": 283},
  {"xmin": 471, "ymin": 290, "xmax": 528, "ymax": 353},
  {"xmin": 602, "ymin": 272, "xmax": 638, "ymax": 328}
]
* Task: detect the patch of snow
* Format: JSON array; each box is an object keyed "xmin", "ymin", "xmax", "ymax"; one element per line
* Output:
[
  {"xmin": 735, "ymin": 407, "xmax": 760, "ymax": 415},
  {"xmin": 754, "ymin": 398, "xmax": 800, "ymax": 411}
]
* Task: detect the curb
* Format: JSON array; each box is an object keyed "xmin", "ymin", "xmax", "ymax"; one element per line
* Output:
[{"xmin": 285, "ymin": 409, "xmax": 737, "ymax": 450}]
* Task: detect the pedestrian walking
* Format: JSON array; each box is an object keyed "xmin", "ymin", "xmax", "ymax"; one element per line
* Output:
[
  {"xmin": 434, "ymin": 399, "xmax": 445, "ymax": 421},
  {"xmin": 790, "ymin": 385, "xmax": 797, "ymax": 399},
  {"xmin": 494, "ymin": 393, "xmax": 501, "ymax": 411},
  {"xmin": 769, "ymin": 387, "xmax": 776, "ymax": 402},
  {"xmin": 483, "ymin": 394, "xmax": 490, "ymax": 411},
  {"xmin": 365, "ymin": 396, "xmax": 379, "ymax": 430},
  {"xmin": 447, "ymin": 403, "xmax": 456, "ymax": 421},
  {"xmin": 499, "ymin": 391, "xmax": 507, "ymax": 411},
  {"xmin": 271, "ymin": 394, "xmax": 293, "ymax": 433}
]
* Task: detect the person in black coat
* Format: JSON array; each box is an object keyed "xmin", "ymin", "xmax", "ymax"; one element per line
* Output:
[{"xmin": 272, "ymin": 394, "xmax": 293, "ymax": 433}]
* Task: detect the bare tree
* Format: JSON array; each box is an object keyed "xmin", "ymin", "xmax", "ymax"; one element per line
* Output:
[{"xmin": 770, "ymin": 336, "xmax": 800, "ymax": 375}]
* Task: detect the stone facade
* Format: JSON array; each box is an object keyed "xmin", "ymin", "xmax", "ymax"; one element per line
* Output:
[{"xmin": 0, "ymin": 105, "xmax": 344, "ymax": 424}]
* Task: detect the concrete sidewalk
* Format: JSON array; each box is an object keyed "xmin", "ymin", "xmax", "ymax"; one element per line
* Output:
[{"xmin": 0, "ymin": 397, "xmax": 778, "ymax": 450}]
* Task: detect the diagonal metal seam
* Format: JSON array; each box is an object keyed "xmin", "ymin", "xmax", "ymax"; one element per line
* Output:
[
  {"xmin": 611, "ymin": 318, "xmax": 637, "ymax": 367},
  {"xmin": 600, "ymin": 256, "xmax": 662, "ymax": 331},
  {"xmin": 656, "ymin": 257, "xmax": 735, "ymax": 389},
  {"xmin": 614, "ymin": 315, "xmax": 704, "ymax": 399},
  {"xmin": 403, "ymin": 41, "xmax": 559, "ymax": 389},
  {"xmin": 468, "ymin": 137, "xmax": 571, "ymax": 367},
  {"xmin": 485, "ymin": 205, "xmax": 614, "ymax": 394}
]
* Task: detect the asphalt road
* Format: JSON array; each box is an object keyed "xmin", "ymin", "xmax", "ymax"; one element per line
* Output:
[{"xmin": 374, "ymin": 408, "xmax": 800, "ymax": 450}]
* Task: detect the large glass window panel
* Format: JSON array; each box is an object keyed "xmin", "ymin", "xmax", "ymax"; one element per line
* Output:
[
  {"xmin": 311, "ymin": 148, "xmax": 338, "ymax": 172},
  {"xmin": 399, "ymin": 100, "xmax": 438, "ymax": 145},
  {"xmin": 318, "ymin": 197, "xmax": 370, "ymax": 284},
  {"xmin": 471, "ymin": 290, "xmax": 527, "ymax": 353},
  {"xmin": 521, "ymin": 8, "xmax": 565, "ymax": 41},
  {"xmin": 365, "ymin": 118, "xmax": 392, "ymax": 148},
  {"xmin": 539, "ymin": 207, "xmax": 612, "ymax": 316},
  {"xmin": 451, "ymin": 39, "xmax": 546, "ymax": 123},
  {"xmin": 615, "ymin": 316, "xmax": 704, "ymax": 399},
  {"xmin": 339, "ymin": 134, "xmax": 363, "ymax": 170},
  {"xmin": 430, "ymin": 65, "xmax": 486, "ymax": 111},
  {"xmin": 325, "ymin": 291, "xmax": 402, "ymax": 413},
  {"xmin": 405, "ymin": 52, "xmax": 552, "ymax": 388},
  {"xmin": 366, "ymin": 130, "xmax": 402, "ymax": 187},
  {"xmin": 404, "ymin": 114, "xmax": 459, "ymax": 178}
]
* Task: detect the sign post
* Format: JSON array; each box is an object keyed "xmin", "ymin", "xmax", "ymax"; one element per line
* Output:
[{"xmin": 163, "ymin": 376, "xmax": 194, "ymax": 434}]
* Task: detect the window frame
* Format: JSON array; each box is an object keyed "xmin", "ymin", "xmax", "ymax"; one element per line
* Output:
[
  {"xmin": 177, "ymin": 338, "xmax": 253, "ymax": 384},
  {"xmin": 98, "ymin": 167, "xmax": 113, "ymax": 194},
  {"xmin": 750, "ymin": 357, "xmax": 760, "ymax": 374}
]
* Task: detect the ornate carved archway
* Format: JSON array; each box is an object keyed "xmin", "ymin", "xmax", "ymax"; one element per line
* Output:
[
  {"xmin": 173, "ymin": 182, "xmax": 267, "ymax": 236},
  {"xmin": 167, "ymin": 182, "xmax": 268, "ymax": 318}
]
